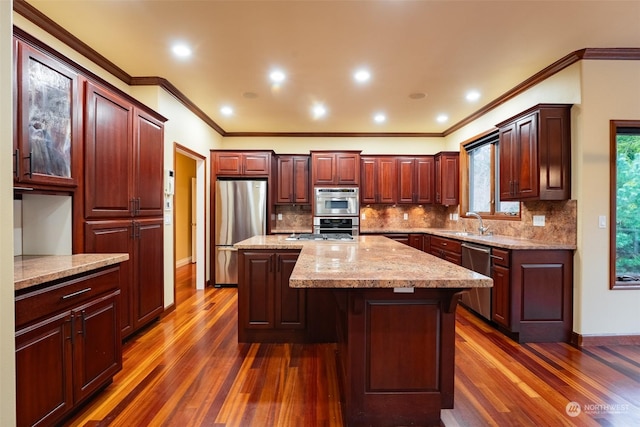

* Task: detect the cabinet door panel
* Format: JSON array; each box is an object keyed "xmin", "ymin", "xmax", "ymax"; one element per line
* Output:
[
  {"xmin": 360, "ymin": 158, "xmax": 377, "ymax": 203},
  {"xmin": 134, "ymin": 109, "xmax": 164, "ymax": 216},
  {"xmin": 397, "ymin": 158, "xmax": 416, "ymax": 203},
  {"xmin": 239, "ymin": 252, "xmax": 275, "ymax": 328},
  {"xmin": 499, "ymin": 124, "xmax": 517, "ymax": 200},
  {"xmin": 276, "ymin": 253, "xmax": 305, "ymax": 328},
  {"xmin": 336, "ymin": 153, "xmax": 359, "ymax": 185},
  {"xmin": 514, "ymin": 115, "xmax": 538, "ymax": 198},
  {"xmin": 377, "ymin": 157, "xmax": 397, "ymax": 203},
  {"xmin": 491, "ymin": 264, "xmax": 510, "ymax": 327},
  {"xmin": 16, "ymin": 312, "xmax": 73, "ymax": 427},
  {"xmin": 134, "ymin": 218, "xmax": 164, "ymax": 328},
  {"xmin": 214, "ymin": 153, "xmax": 242, "ymax": 175},
  {"xmin": 17, "ymin": 42, "xmax": 79, "ymax": 188},
  {"xmin": 440, "ymin": 154, "xmax": 459, "ymax": 206},
  {"xmin": 276, "ymin": 156, "xmax": 294, "ymax": 203},
  {"xmin": 84, "ymin": 82, "xmax": 133, "ymax": 218},
  {"xmin": 243, "ymin": 153, "xmax": 271, "ymax": 175},
  {"xmin": 312, "ymin": 153, "xmax": 336, "ymax": 185},
  {"xmin": 84, "ymin": 220, "xmax": 133, "ymax": 337},
  {"xmin": 73, "ymin": 292, "xmax": 122, "ymax": 402},
  {"xmin": 292, "ymin": 156, "xmax": 310, "ymax": 203},
  {"xmin": 415, "ymin": 156, "xmax": 435, "ymax": 204}
]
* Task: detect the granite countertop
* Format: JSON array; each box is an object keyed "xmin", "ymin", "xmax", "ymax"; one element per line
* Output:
[
  {"xmin": 14, "ymin": 253, "xmax": 130, "ymax": 292},
  {"xmin": 361, "ymin": 228, "xmax": 577, "ymax": 250},
  {"xmin": 235, "ymin": 235, "xmax": 493, "ymax": 289}
]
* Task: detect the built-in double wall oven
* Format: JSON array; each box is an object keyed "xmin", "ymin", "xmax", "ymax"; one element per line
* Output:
[{"xmin": 313, "ymin": 187, "xmax": 359, "ymax": 235}]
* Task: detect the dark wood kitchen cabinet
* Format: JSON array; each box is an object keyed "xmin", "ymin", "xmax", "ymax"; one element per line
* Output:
[
  {"xmin": 14, "ymin": 39, "xmax": 81, "ymax": 191},
  {"xmin": 491, "ymin": 247, "xmax": 511, "ymax": 328},
  {"xmin": 398, "ymin": 156, "xmax": 435, "ymax": 204},
  {"xmin": 311, "ymin": 151, "xmax": 361, "ymax": 186},
  {"xmin": 275, "ymin": 155, "xmax": 310, "ymax": 204},
  {"xmin": 434, "ymin": 152, "xmax": 459, "ymax": 206},
  {"xmin": 360, "ymin": 156, "xmax": 397, "ymax": 204},
  {"xmin": 84, "ymin": 219, "xmax": 164, "ymax": 339},
  {"xmin": 497, "ymin": 104, "xmax": 571, "ymax": 201},
  {"xmin": 213, "ymin": 150, "xmax": 272, "ymax": 176},
  {"xmin": 238, "ymin": 250, "xmax": 306, "ymax": 342},
  {"xmin": 84, "ymin": 82, "xmax": 165, "ymax": 219},
  {"xmin": 429, "ymin": 235, "xmax": 462, "ymax": 265},
  {"xmin": 15, "ymin": 266, "xmax": 122, "ymax": 427}
]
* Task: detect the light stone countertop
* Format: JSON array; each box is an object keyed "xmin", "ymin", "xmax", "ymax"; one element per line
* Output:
[
  {"xmin": 362, "ymin": 228, "xmax": 577, "ymax": 250},
  {"xmin": 235, "ymin": 235, "xmax": 493, "ymax": 289},
  {"xmin": 14, "ymin": 253, "xmax": 130, "ymax": 292}
]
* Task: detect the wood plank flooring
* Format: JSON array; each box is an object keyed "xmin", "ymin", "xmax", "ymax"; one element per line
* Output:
[{"xmin": 64, "ymin": 264, "xmax": 640, "ymax": 426}]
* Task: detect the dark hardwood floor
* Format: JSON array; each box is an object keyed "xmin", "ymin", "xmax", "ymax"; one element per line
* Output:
[{"xmin": 64, "ymin": 264, "xmax": 640, "ymax": 426}]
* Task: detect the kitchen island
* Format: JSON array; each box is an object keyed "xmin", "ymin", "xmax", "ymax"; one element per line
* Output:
[{"xmin": 235, "ymin": 235, "xmax": 492, "ymax": 426}]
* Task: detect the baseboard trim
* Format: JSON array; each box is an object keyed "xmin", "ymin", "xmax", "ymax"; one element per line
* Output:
[
  {"xmin": 571, "ymin": 331, "xmax": 640, "ymax": 346},
  {"xmin": 175, "ymin": 257, "xmax": 193, "ymax": 268}
]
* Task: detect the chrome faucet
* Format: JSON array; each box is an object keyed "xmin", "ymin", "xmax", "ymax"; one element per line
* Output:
[{"xmin": 466, "ymin": 211, "xmax": 490, "ymax": 235}]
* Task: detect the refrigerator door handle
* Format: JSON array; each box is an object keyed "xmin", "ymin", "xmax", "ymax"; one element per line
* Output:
[{"xmin": 218, "ymin": 247, "xmax": 238, "ymax": 252}]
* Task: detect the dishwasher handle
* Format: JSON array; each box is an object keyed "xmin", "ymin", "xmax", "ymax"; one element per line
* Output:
[{"xmin": 461, "ymin": 243, "xmax": 491, "ymax": 254}]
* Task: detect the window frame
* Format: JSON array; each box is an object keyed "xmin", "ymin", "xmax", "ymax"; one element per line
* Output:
[
  {"xmin": 460, "ymin": 130, "xmax": 521, "ymax": 220},
  {"xmin": 609, "ymin": 120, "xmax": 640, "ymax": 290}
]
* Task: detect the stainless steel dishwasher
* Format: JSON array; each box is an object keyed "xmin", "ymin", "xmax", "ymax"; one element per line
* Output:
[{"xmin": 460, "ymin": 242, "xmax": 492, "ymax": 320}]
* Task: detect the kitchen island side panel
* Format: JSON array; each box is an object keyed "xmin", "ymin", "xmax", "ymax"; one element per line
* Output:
[{"xmin": 336, "ymin": 288, "xmax": 460, "ymax": 427}]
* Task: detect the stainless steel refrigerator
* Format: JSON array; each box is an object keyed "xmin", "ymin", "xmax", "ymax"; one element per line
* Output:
[{"xmin": 214, "ymin": 179, "xmax": 267, "ymax": 286}]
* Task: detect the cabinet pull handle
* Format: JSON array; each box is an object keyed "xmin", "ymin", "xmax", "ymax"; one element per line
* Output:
[
  {"xmin": 24, "ymin": 151, "xmax": 33, "ymax": 178},
  {"xmin": 136, "ymin": 197, "xmax": 141, "ymax": 216},
  {"xmin": 135, "ymin": 222, "xmax": 141, "ymax": 239},
  {"xmin": 490, "ymin": 254, "xmax": 504, "ymax": 261},
  {"xmin": 80, "ymin": 310, "xmax": 87, "ymax": 338},
  {"xmin": 70, "ymin": 314, "xmax": 75, "ymax": 345},
  {"xmin": 269, "ymin": 255, "xmax": 274, "ymax": 273},
  {"xmin": 61, "ymin": 287, "xmax": 92, "ymax": 300},
  {"xmin": 13, "ymin": 148, "xmax": 19, "ymax": 178},
  {"xmin": 130, "ymin": 198, "xmax": 136, "ymax": 216}
]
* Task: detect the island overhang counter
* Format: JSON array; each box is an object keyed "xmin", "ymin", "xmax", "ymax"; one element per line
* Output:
[{"xmin": 234, "ymin": 235, "xmax": 492, "ymax": 426}]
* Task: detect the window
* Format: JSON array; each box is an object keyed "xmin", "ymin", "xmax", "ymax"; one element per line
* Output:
[
  {"xmin": 463, "ymin": 131, "xmax": 520, "ymax": 217},
  {"xmin": 610, "ymin": 121, "xmax": 640, "ymax": 289}
]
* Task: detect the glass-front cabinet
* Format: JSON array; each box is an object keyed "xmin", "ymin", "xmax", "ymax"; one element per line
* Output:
[{"xmin": 14, "ymin": 40, "xmax": 79, "ymax": 189}]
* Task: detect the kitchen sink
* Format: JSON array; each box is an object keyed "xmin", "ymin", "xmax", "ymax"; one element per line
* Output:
[{"xmin": 440, "ymin": 230, "xmax": 477, "ymax": 236}]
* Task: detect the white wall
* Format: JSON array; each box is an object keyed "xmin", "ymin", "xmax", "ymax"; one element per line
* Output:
[
  {"xmin": 1, "ymin": 1, "xmax": 17, "ymax": 424},
  {"xmin": 573, "ymin": 60, "xmax": 640, "ymax": 335}
]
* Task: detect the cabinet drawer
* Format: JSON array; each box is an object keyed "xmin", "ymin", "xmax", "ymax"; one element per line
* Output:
[
  {"xmin": 491, "ymin": 248, "xmax": 510, "ymax": 267},
  {"xmin": 430, "ymin": 236, "xmax": 461, "ymax": 254},
  {"xmin": 16, "ymin": 267, "xmax": 120, "ymax": 327}
]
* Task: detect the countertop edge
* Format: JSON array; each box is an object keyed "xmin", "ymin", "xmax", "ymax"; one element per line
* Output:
[{"xmin": 14, "ymin": 253, "xmax": 130, "ymax": 292}]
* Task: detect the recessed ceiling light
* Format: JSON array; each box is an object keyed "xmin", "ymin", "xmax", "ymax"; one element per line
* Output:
[
  {"xmin": 171, "ymin": 43, "xmax": 192, "ymax": 58},
  {"xmin": 466, "ymin": 90, "xmax": 481, "ymax": 102},
  {"xmin": 354, "ymin": 69, "xmax": 371, "ymax": 83},
  {"xmin": 220, "ymin": 106, "xmax": 234, "ymax": 116},
  {"xmin": 242, "ymin": 91, "xmax": 258, "ymax": 99},
  {"xmin": 312, "ymin": 104, "xmax": 327, "ymax": 119},
  {"xmin": 436, "ymin": 114, "xmax": 449, "ymax": 123},
  {"xmin": 373, "ymin": 113, "xmax": 386, "ymax": 123},
  {"xmin": 269, "ymin": 69, "xmax": 286, "ymax": 84}
]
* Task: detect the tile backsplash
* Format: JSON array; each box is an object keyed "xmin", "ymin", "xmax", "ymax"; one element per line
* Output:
[{"xmin": 274, "ymin": 200, "xmax": 577, "ymax": 245}]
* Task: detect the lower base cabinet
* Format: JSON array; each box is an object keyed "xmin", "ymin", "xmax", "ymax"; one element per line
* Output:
[{"xmin": 15, "ymin": 266, "xmax": 122, "ymax": 427}]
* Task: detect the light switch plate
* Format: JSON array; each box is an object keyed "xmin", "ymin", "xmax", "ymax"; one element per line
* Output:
[
  {"xmin": 533, "ymin": 215, "xmax": 545, "ymax": 226},
  {"xmin": 277, "ymin": 213, "xmax": 283, "ymax": 221},
  {"xmin": 599, "ymin": 215, "xmax": 607, "ymax": 228},
  {"xmin": 403, "ymin": 213, "xmax": 409, "ymax": 220}
]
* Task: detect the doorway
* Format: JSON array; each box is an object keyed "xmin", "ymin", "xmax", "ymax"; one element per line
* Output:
[{"xmin": 174, "ymin": 144, "xmax": 206, "ymax": 290}]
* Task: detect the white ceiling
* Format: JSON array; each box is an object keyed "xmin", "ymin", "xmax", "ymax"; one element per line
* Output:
[{"xmin": 23, "ymin": 0, "xmax": 640, "ymax": 135}]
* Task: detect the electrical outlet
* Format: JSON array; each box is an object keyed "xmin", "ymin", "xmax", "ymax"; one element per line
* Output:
[
  {"xmin": 532, "ymin": 215, "xmax": 545, "ymax": 226},
  {"xmin": 277, "ymin": 213, "xmax": 283, "ymax": 221},
  {"xmin": 361, "ymin": 213, "xmax": 366, "ymax": 220},
  {"xmin": 452, "ymin": 213, "xmax": 459, "ymax": 221},
  {"xmin": 403, "ymin": 213, "xmax": 408, "ymax": 220}
]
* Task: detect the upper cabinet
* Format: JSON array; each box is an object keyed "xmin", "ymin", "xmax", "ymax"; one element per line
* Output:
[
  {"xmin": 84, "ymin": 82, "xmax": 165, "ymax": 218},
  {"xmin": 311, "ymin": 151, "xmax": 360, "ymax": 186},
  {"xmin": 360, "ymin": 156, "xmax": 397, "ymax": 204},
  {"xmin": 497, "ymin": 104, "xmax": 571, "ymax": 201},
  {"xmin": 275, "ymin": 155, "xmax": 310, "ymax": 204},
  {"xmin": 14, "ymin": 40, "xmax": 80, "ymax": 190},
  {"xmin": 213, "ymin": 151, "xmax": 272, "ymax": 176},
  {"xmin": 434, "ymin": 152, "xmax": 459, "ymax": 206},
  {"xmin": 397, "ymin": 156, "xmax": 435, "ymax": 204}
]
